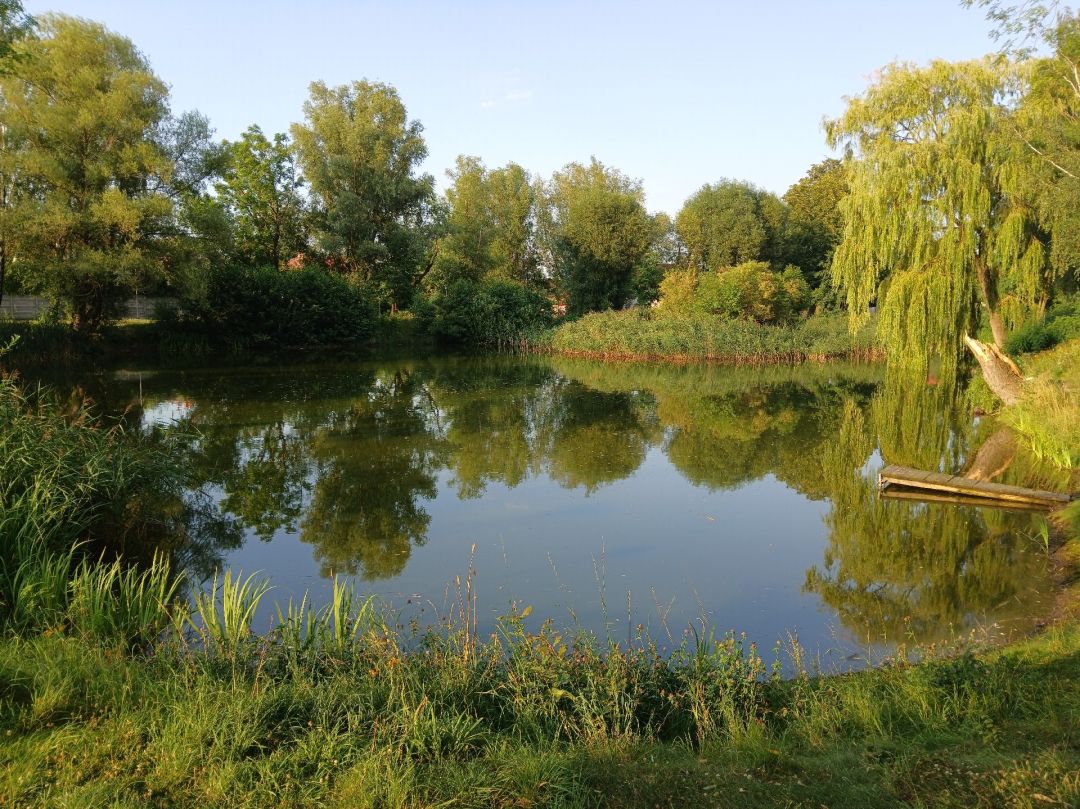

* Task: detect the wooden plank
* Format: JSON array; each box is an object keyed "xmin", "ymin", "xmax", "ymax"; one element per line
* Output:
[
  {"xmin": 878, "ymin": 464, "xmax": 1073, "ymax": 507},
  {"xmin": 880, "ymin": 484, "xmax": 1055, "ymax": 512}
]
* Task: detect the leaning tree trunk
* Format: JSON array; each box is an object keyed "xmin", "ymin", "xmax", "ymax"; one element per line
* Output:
[
  {"xmin": 961, "ymin": 427, "xmax": 1017, "ymax": 482},
  {"xmin": 964, "ymin": 334, "xmax": 1025, "ymax": 405}
]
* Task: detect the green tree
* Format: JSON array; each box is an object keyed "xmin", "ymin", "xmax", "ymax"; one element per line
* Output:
[
  {"xmin": 0, "ymin": 15, "xmax": 174, "ymax": 331},
  {"xmin": 154, "ymin": 110, "xmax": 232, "ymax": 301},
  {"xmin": 0, "ymin": 107, "xmax": 24, "ymax": 309},
  {"xmin": 217, "ymin": 125, "xmax": 307, "ymax": 269},
  {"xmin": 486, "ymin": 161, "xmax": 538, "ymax": 285},
  {"xmin": 782, "ymin": 158, "xmax": 848, "ymax": 293},
  {"xmin": 431, "ymin": 156, "xmax": 539, "ymax": 291},
  {"xmin": 693, "ymin": 261, "xmax": 811, "ymax": 324},
  {"xmin": 0, "ymin": 0, "xmax": 32, "ymax": 74},
  {"xmin": 827, "ymin": 58, "xmax": 1052, "ymax": 403},
  {"xmin": 291, "ymin": 80, "xmax": 433, "ymax": 307},
  {"xmin": 544, "ymin": 158, "xmax": 657, "ymax": 315},
  {"xmin": 1006, "ymin": 15, "xmax": 1080, "ymax": 283},
  {"xmin": 675, "ymin": 180, "xmax": 789, "ymax": 273},
  {"xmin": 630, "ymin": 211, "xmax": 677, "ymax": 305},
  {"xmin": 433, "ymin": 155, "xmax": 491, "ymax": 286}
]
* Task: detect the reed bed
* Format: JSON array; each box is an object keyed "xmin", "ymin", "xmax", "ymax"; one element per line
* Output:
[
  {"xmin": 0, "ymin": 365, "xmax": 187, "ymax": 637},
  {"xmin": 542, "ymin": 310, "xmax": 882, "ymax": 365}
]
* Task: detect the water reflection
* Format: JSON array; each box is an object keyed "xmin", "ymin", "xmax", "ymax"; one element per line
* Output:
[
  {"xmin": 805, "ymin": 395, "xmax": 1051, "ymax": 644},
  {"xmin": 34, "ymin": 355, "xmax": 1059, "ymax": 657},
  {"xmin": 302, "ymin": 370, "xmax": 449, "ymax": 579}
]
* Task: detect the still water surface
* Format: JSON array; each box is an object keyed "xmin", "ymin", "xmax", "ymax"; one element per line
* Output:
[{"xmin": 61, "ymin": 354, "xmax": 1056, "ymax": 669}]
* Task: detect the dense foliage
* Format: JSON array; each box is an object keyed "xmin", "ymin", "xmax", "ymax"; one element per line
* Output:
[
  {"xmin": 679, "ymin": 261, "xmax": 811, "ymax": 325},
  {"xmin": 542, "ymin": 159, "xmax": 660, "ymax": 316},
  {"xmin": 782, "ymin": 158, "xmax": 848, "ymax": 293},
  {"xmin": 547, "ymin": 309, "xmax": 877, "ymax": 362},
  {"xmin": 429, "ymin": 157, "xmax": 540, "ymax": 290},
  {"xmin": 0, "ymin": 16, "xmax": 176, "ymax": 332},
  {"xmin": 291, "ymin": 80, "xmax": 434, "ymax": 309},
  {"xmin": 828, "ymin": 58, "xmax": 1053, "ymax": 379},
  {"xmin": 676, "ymin": 180, "xmax": 790, "ymax": 272},
  {"xmin": 426, "ymin": 279, "xmax": 553, "ymax": 348},
  {"xmin": 0, "ymin": 2, "xmax": 1078, "ymax": 366},
  {"xmin": 0, "ymin": 371, "xmax": 189, "ymax": 632},
  {"xmin": 1005, "ymin": 294, "xmax": 1080, "ymax": 354},
  {"xmin": 177, "ymin": 266, "xmax": 377, "ymax": 349},
  {"xmin": 216, "ymin": 126, "xmax": 308, "ymax": 270}
]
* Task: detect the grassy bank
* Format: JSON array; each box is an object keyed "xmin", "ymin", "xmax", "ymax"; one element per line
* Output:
[
  {"xmin": 0, "ymin": 596, "xmax": 1077, "ymax": 808},
  {"xmin": 1005, "ymin": 337, "xmax": 1080, "ymax": 473},
  {"xmin": 542, "ymin": 310, "xmax": 882, "ymax": 364}
]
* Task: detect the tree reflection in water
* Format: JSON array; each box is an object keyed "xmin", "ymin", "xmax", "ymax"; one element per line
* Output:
[{"xmin": 61, "ymin": 355, "xmax": 1057, "ymax": 645}]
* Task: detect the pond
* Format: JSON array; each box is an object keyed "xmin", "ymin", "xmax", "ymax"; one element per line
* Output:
[{"xmin": 48, "ymin": 353, "xmax": 1057, "ymax": 670}]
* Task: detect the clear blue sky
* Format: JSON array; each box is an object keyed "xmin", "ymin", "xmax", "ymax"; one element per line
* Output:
[{"xmin": 27, "ymin": 0, "xmax": 1002, "ymax": 215}]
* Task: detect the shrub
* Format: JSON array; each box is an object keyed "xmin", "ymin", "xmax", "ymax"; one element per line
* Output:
[
  {"xmin": 180, "ymin": 266, "xmax": 377, "ymax": 349},
  {"xmin": 1005, "ymin": 322, "xmax": 1058, "ymax": 355},
  {"xmin": 547, "ymin": 308, "xmax": 878, "ymax": 362},
  {"xmin": 661, "ymin": 261, "xmax": 811, "ymax": 326},
  {"xmin": 657, "ymin": 268, "xmax": 698, "ymax": 311},
  {"xmin": 428, "ymin": 279, "xmax": 553, "ymax": 348},
  {"xmin": 1005, "ymin": 294, "xmax": 1080, "ymax": 355}
]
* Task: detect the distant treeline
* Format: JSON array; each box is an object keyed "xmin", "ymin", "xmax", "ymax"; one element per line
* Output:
[
  {"xmin": 0, "ymin": 4, "xmax": 1078, "ymax": 370},
  {"xmin": 0, "ymin": 7, "xmax": 844, "ymax": 350}
]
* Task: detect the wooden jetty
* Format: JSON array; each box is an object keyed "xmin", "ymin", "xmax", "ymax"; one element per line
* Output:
[{"xmin": 878, "ymin": 464, "xmax": 1076, "ymax": 511}]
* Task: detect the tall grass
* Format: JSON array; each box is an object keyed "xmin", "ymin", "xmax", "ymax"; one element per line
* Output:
[
  {"xmin": 0, "ymin": 586, "xmax": 1075, "ymax": 807},
  {"xmin": 67, "ymin": 555, "xmax": 183, "ymax": 648},
  {"xmin": 0, "ymin": 367, "xmax": 188, "ymax": 639},
  {"xmin": 542, "ymin": 309, "xmax": 881, "ymax": 364},
  {"xmin": 1004, "ymin": 337, "xmax": 1080, "ymax": 472},
  {"xmin": 191, "ymin": 569, "xmax": 272, "ymax": 656}
]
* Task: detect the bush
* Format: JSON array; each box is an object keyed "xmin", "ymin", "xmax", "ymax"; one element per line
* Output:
[
  {"xmin": 657, "ymin": 268, "xmax": 698, "ymax": 311},
  {"xmin": 428, "ymin": 279, "xmax": 553, "ymax": 348},
  {"xmin": 1005, "ymin": 294, "xmax": 1080, "ymax": 355},
  {"xmin": 180, "ymin": 266, "xmax": 377, "ymax": 349},
  {"xmin": 661, "ymin": 261, "xmax": 811, "ymax": 325}
]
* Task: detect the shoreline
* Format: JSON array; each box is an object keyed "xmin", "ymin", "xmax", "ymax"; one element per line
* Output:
[{"xmin": 536, "ymin": 344, "xmax": 886, "ymax": 366}]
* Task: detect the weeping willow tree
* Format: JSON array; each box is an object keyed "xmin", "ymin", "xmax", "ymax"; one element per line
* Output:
[{"xmin": 827, "ymin": 58, "xmax": 1054, "ymax": 403}]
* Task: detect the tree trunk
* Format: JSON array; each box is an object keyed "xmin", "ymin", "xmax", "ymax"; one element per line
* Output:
[
  {"xmin": 964, "ymin": 334, "xmax": 1025, "ymax": 405},
  {"xmin": 412, "ymin": 241, "xmax": 441, "ymax": 287},
  {"xmin": 0, "ymin": 240, "xmax": 6, "ymax": 310},
  {"xmin": 961, "ymin": 427, "xmax": 1017, "ymax": 481},
  {"xmin": 974, "ymin": 258, "xmax": 1009, "ymax": 349},
  {"xmin": 272, "ymin": 220, "xmax": 281, "ymax": 270},
  {"xmin": 986, "ymin": 308, "xmax": 1008, "ymax": 352}
]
